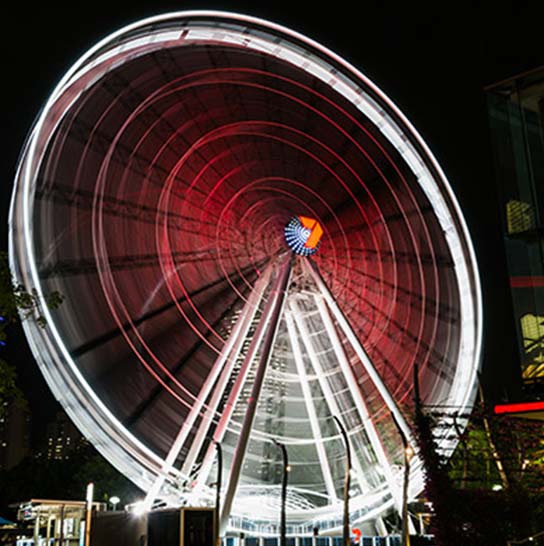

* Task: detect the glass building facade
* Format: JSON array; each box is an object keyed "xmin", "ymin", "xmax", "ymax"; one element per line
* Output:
[{"xmin": 487, "ymin": 67, "xmax": 544, "ymax": 396}]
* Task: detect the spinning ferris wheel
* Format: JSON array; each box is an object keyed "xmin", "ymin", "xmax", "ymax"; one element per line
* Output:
[{"xmin": 9, "ymin": 11, "xmax": 482, "ymax": 537}]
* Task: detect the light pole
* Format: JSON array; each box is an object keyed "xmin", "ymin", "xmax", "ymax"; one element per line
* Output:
[
  {"xmin": 402, "ymin": 445, "xmax": 414, "ymax": 546},
  {"xmin": 392, "ymin": 414, "xmax": 412, "ymax": 546},
  {"xmin": 214, "ymin": 442, "xmax": 222, "ymax": 546},
  {"xmin": 274, "ymin": 440, "xmax": 289, "ymax": 546},
  {"xmin": 109, "ymin": 496, "xmax": 120, "ymax": 511},
  {"xmin": 84, "ymin": 482, "xmax": 94, "ymax": 546},
  {"xmin": 333, "ymin": 416, "xmax": 351, "ymax": 546}
]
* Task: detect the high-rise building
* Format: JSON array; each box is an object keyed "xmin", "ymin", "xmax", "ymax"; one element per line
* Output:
[
  {"xmin": 44, "ymin": 411, "xmax": 84, "ymax": 461},
  {"xmin": 486, "ymin": 66, "xmax": 544, "ymax": 400},
  {"xmin": 0, "ymin": 398, "xmax": 31, "ymax": 470}
]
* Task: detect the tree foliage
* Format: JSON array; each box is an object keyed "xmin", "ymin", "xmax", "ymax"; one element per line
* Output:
[
  {"xmin": 445, "ymin": 407, "xmax": 544, "ymax": 493},
  {"xmin": 0, "ymin": 250, "xmax": 63, "ymax": 342},
  {"xmin": 415, "ymin": 401, "xmax": 544, "ymax": 545},
  {"xmin": 412, "ymin": 404, "xmax": 461, "ymax": 546},
  {"xmin": 0, "ymin": 358, "xmax": 25, "ymax": 410},
  {"xmin": 0, "ymin": 443, "xmax": 142, "ymax": 517},
  {"xmin": 0, "ymin": 250, "xmax": 63, "ymax": 416},
  {"xmin": 0, "ymin": 252, "xmax": 143, "ymax": 516}
]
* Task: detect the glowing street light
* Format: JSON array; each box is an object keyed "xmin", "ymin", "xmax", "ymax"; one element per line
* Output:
[
  {"xmin": 132, "ymin": 501, "xmax": 147, "ymax": 517},
  {"xmin": 109, "ymin": 496, "xmax": 120, "ymax": 511}
]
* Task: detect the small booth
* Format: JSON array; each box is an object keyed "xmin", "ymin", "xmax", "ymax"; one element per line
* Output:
[
  {"xmin": 89, "ymin": 507, "xmax": 215, "ymax": 546},
  {"xmin": 16, "ymin": 498, "xmax": 105, "ymax": 545}
]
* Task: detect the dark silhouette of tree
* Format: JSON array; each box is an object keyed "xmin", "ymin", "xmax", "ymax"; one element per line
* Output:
[
  {"xmin": 416, "ymin": 396, "xmax": 544, "ymax": 545},
  {"xmin": 0, "ymin": 443, "xmax": 142, "ymax": 517},
  {"xmin": 412, "ymin": 402, "xmax": 461, "ymax": 546},
  {"xmin": 0, "ymin": 251, "xmax": 63, "ymax": 416}
]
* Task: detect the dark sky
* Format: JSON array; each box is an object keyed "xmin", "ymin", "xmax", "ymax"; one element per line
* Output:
[{"xmin": 1, "ymin": 2, "xmax": 541, "ymax": 436}]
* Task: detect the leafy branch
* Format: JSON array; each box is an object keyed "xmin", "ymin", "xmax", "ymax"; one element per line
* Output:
[
  {"xmin": 0, "ymin": 250, "xmax": 63, "ymax": 342},
  {"xmin": 0, "ymin": 251, "xmax": 63, "ymax": 416}
]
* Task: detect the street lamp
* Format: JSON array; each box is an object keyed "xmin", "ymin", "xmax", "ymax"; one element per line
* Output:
[
  {"xmin": 332, "ymin": 416, "xmax": 351, "ymax": 546},
  {"xmin": 214, "ymin": 442, "xmax": 223, "ymax": 546},
  {"xmin": 84, "ymin": 483, "xmax": 94, "ymax": 546},
  {"xmin": 273, "ymin": 440, "xmax": 289, "ymax": 546},
  {"xmin": 109, "ymin": 496, "xmax": 120, "ymax": 511},
  {"xmin": 392, "ymin": 414, "xmax": 413, "ymax": 546},
  {"xmin": 132, "ymin": 501, "xmax": 147, "ymax": 517}
]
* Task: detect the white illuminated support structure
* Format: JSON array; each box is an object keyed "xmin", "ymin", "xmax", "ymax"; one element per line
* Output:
[{"xmin": 142, "ymin": 264, "xmax": 275, "ymax": 511}]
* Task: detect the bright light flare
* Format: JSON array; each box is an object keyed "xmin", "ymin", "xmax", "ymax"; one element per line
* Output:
[{"xmin": 131, "ymin": 501, "xmax": 147, "ymax": 517}]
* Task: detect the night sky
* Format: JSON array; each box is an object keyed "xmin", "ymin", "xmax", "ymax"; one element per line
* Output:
[{"xmin": 1, "ymin": 2, "xmax": 541, "ymax": 441}]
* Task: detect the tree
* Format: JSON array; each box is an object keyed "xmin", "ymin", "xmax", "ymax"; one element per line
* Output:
[
  {"xmin": 429, "ymin": 401, "xmax": 544, "ymax": 543},
  {"xmin": 446, "ymin": 405, "xmax": 544, "ymax": 494},
  {"xmin": 0, "ymin": 252, "xmax": 143, "ymax": 514},
  {"xmin": 0, "ymin": 250, "xmax": 63, "ymax": 338},
  {"xmin": 0, "ymin": 358, "xmax": 25, "ymax": 413},
  {"xmin": 412, "ymin": 403, "xmax": 462, "ymax": 546},
  {"xmin": 0, "ymin": 443, "xmax": 142, "ymax": 516},
  {"xmin": 70, "ymin": 444, "xmax": 143, "ymax": 506},
  {"xmin": 412, "ymin": 404, "xmax": 532, "ymax": 546},
  {"xmin": 0, "ymin": 250, "xmax": 63, "ymax": 415}
]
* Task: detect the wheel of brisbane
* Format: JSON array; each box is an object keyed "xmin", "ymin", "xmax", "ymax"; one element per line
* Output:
[{"xmin": 10, "ymin": 11, "xmax": 482, "ymax": 536}]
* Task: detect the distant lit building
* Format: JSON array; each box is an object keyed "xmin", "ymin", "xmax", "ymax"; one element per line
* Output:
[
  {"xmin": 487, "ymin": 66, "xmax": 544, "ymax": 398},
  {"xmin": 0, "ymin": 398, "xmax": 31, "ymax": 470},
  {"xmin": 44, "ymin": 411, "xmax": 84, "ymax": 461}
]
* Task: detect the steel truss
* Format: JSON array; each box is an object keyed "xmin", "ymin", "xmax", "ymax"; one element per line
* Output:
[{"xmin": 144, "ymin": 255, "xmax": 415, "ymax": 534}]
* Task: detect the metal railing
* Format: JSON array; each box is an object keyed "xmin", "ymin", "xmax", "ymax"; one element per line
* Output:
[{"xmin": 222, "ymin": 536, "xmax": 406, "ymax": 546}]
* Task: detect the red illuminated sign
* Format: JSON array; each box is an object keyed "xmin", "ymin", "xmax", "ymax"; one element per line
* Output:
[
  {"xmin": 510, "ymin": 276, "xmax": 544, "ymax": 288},
  {"xmin": 298, "ymin": 216, "xmax": 323, "ymax": 250},
  {"xmin": 494, "ymin": 401, "xmax": 544, "ymax": 415}
]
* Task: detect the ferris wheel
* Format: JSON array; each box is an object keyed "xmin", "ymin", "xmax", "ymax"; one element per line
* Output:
[{"xmin": 9, "ymin": 11, "xmax": 482, "ymax": 537}]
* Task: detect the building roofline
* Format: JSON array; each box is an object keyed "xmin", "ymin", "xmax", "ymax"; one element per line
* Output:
[{"xmin": 484, "ymin": 65, "xmax": 544, "ymax": 92}]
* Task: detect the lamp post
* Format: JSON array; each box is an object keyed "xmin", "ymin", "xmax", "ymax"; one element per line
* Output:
[
  {"xmin": 402, "ymin": 445, "xmax": 414, "ymax": 546},
  {"xmin": 392, "ymin": 414, "xmax": 413, "ymax": 546},
  {"xmin": 273, "ymin": 440, "xmax": 289, "ymax": 546},
  {"xmin": 109, "ymin": 496, "xmax": 120, "ymax": 511},
  {"xmin": 214, "ymin": 442, "xmax": 222, "ymax": 546},
  {"xmin": 332, "ymin": 416, "xmax": 351, "ymax": 546},
  {"xmin": 84, "ymin": 482, "xmax": 94, "ymax": 546}
]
